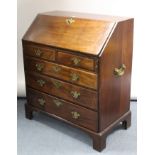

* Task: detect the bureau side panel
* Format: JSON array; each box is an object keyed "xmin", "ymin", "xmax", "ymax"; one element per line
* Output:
[{"xmin": 98, "ymin": 19, "xmax": 134, "ymax": 131}]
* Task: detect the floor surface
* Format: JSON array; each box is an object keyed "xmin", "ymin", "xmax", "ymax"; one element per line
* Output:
[{"xmin": 17, "ymin": 99, "xmax": 137, "ymax": 155}]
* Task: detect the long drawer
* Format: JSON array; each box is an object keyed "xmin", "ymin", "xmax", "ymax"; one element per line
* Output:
[
  {"xmin": 27, "ymin": 88, "xmax": 98, "ymax": 132},
  {"xmin": 25, "ymin": 56, "xmax": 97, "ymax": 90},
  {"xmin": 25, "ymin": 72, "xmax": 98, "ymax": 110}
]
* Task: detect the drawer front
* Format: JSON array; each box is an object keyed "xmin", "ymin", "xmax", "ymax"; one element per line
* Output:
[
  {"xmin": 27, "ymin": 88, "xmax": 98, "ymax": 132},
  {"xmin": 26, "ymin": 72, "xmax": 98, "ymax": 110},
  {"xmin": 25, "ymin": 56, "xmax": 97, "ymax": 90},
  {"xmin": 23, "ymin": 45, "xmax": 56, "ymax": 61},
  {"xmin": 57, "ymin": 51, "xmax": 96, "ymax": 71}
]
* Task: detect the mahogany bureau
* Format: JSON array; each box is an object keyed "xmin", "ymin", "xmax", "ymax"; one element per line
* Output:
[{"xmin": 22, "ymin": 11, "xmax": 134, "ymax": 151}]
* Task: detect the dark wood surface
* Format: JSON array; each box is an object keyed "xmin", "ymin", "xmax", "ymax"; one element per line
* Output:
[
  {"xmin": 25, "ymin": 56, "xmax": 97, "ymax": 90},
  {"xmin": 24, "ymin": 43, "xmax": 97, "ymax": 72},
  {"xmin": 25, "ymin": 72, "xmax": 98, "ymax": 110},
  {"xmin": 57, "ymin": 51, "xmax": 96, "ymax": 72},
  {"xmin": 27, "ymin": 88, "xmax": 98, "ymax": 132},
  {"xmin": 23, "ymin": 45, "xmax": 56, "ymax": 61},
  {"xmin": 98, "ymin": 19, "xmax": 133, "ymax": 131},
  {"xmin": 23, "ymin": 14, "xmax": 116, "ymax": 55},
  {"xmin": 23, "ymin": 11, "xmax": 133, "ymax": 152}
]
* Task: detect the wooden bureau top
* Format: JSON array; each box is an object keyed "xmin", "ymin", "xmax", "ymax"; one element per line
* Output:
[
  {"xmin": 42, "ymin": 11, "xmax": 132, "ymax": 22},
  {"xmin": 23, "ymin": 11, "xmax": 132, "ymax": 56}
]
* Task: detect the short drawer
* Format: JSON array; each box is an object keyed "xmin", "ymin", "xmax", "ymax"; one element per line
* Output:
[
  {"xmin": 57, "ymin": 51, "xmax": 97, "ymax": 72},
  {"xmin": 27, "ymin": 88, "xmax": 98, "ymax": 132},
  {"xmin": 25, "ymin": 56, "xmax": 97, "ymax": 90},
  {"xmin": 26, "ymin": 72, "xmax": 98, "ymax": 110},
  {"xmin": 23, "ymin": 45, "xmax": 56, "ymax": 61}
]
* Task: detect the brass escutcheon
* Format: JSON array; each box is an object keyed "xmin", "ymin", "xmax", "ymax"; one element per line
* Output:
[
  {"xmin": 35, "ymin": 49, "xmax": 42, "ymax": 57},
  {"xmin": 38, "ymin": 98, "xmax": 45, "ymax": 106},
  {"xmin": 66, "ymin": 17, "xmax": 75, "ymax": 25},
  {"xmin": 52, "ymin": 81, "xmax": 62, "ymax": 89},
  {"xmin": 70, "ymin": 73, "xmax": 79, "ymax": 82},
  {"xmin": 71, "ymin": 91, "xmax": 80, "ymax": 99},
  {"xmin": 53, "ymin": 99, "xmax": 63, "ymax": 107},
  {"xmin": 52, "ymin": 66, "xmax": 61, "ymax": 73},
  {"xmin": 71, "ymin": 111, "xmax": 80, "ymax": 119},
  {"xmin": 36, "ymin": 63, "xmax": 44, "ymax": 71},
  {"xmin": 71, "ymin": 57, "xmax": 81, "ymax": 66},
  {"xmin": 37, "ymin": 79, "xmax": 45, "ymax": 87}
]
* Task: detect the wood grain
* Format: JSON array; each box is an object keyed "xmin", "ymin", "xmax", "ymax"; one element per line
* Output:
[
  {"xmin": 25, "ymin": 72, "xmax": 98, "ymax": 110},
  {"xmin": 98, "ymin": 19, "xmax": 134, "ymax": 131},
  {"xmin": 57, "ymin": 51, "xmax": 96, "ymax": 72},
  {"xmin": 23, "ymin": 45, "xmax": 56, "ymax": 61},
  {"xmin": 23, "ymin": 14, "xmax": 115, "ymax": 55},
  {"xmin": 22, "ymin": 11, "xmax": 134, "ymax": 151},
  {"xmin": 27, "ymin": 88, "xmax": 98, "ymax": 131},
  {"xmin": 25, "ymin": 56, "xmax": 97, "ymax": 90}
]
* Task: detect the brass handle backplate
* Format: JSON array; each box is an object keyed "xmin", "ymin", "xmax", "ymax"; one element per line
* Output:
[
  {"xmin": 70, "ymin": 73, "xmax": 79, "ymax": 82},
  {"xmin": 71, "ymin": 91, "xmax": 80, "ymax": 99},
  {"xmin": 53, "ymin": 99, "xmax": 63, "ymax": 107},
  {"xmin": 71, "ymin": 57, "xmax": 81, "ymax": 66},
  {"xmin": 52, "ymin": 81, "xmax": 62, "ymax": 89},
  {"xmin": 37, "ymin": 79, "xmax": 45, "ymax": 87},
  {"xmin": 52, "ymin": 66, "xmax": 61, "ymax": 73},
  {"xmin": 38, "ymin": 98, "xmax": 45, "ymax": 106},
  {"xmin": 35, "ymin": 49, "xmax": 42, "ymax": 57},
  {"xmin": 36, "ymin": 63, "xmax": 44, "ymax": 71},
  {"xmin": 71, "ymin": 111, "xmax": 80, "ymax": 119},
  {"xmin": 66, "ymin": 17, "xmax": 75, "ymax": 25},
  {"xmin": 114, "ymin": 64, "xmax": 126, "ymax": 77}
]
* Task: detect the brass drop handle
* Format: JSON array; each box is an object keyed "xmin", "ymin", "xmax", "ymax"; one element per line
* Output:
[
  {"xmin": 70, "ymin": 73, "xmax": 79, "ymax": 82},
  {"xmin": 35, "ymin": 49, "xmax": 42, "ymax": 57},
  {"xmin": 66, "ymin": 17, "xmax": 75, "ymax": 25},
  {"xmin": 38, "ymin": 98, "xmax": 45, "ymax": 106},
  {"xmin": 53, "ymin": 99, "xmax": 63, "ymax": 107},
  {"xmin": 114, "ymin": 64, "xmax": 126, "ymax": 77},
  {"xmin": 71, "ymin": 91, "xmax": 80, "ymax": 99},
  {"xmin": 36, "ymin": 63, "xmax": 44, "ymax": 71},
  {"xmin": 71, "ymin": 111, "xmax": 80, "ymax": 119},
  {"xmin": 52, "ymin": 66, "xmax": 61, "ymax": 73},
  {"xmin": 71, "ymin": 57, "xmax": 81, "ymax": 66},
  {"xmin": 52, "ymin": 81, "xmax": 62, "ymax": 89},
  {"xmin": 37, "ymin": 79, "xmax": 45, "ymax": 87}
]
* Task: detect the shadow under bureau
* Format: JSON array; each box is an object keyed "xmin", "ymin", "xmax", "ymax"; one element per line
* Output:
[{"xmin": 22, "ymin": 11, "xmax": 134, "ymax": 151}]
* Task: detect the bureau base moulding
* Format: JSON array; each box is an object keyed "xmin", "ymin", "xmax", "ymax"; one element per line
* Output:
[{"xmin": 25, "ymin": 103, "xmax": 131, "ymax": 151}]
